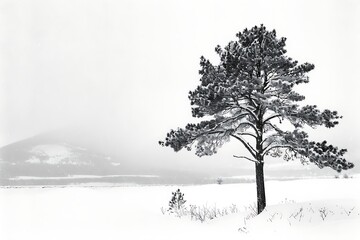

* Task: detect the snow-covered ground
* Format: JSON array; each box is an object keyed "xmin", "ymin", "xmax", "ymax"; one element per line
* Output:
[
  {"xmin": 0, "ymin": 178, "xmax": 359, "ymax": 240},
  {"xmin": 9, "ymin": 174, "xmax": 160, "ymax": 181}
]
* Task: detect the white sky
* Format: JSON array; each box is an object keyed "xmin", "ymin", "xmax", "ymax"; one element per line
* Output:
[{"xmin": 1, "ymin": 0, "xmax": 359, "ymax": 172}]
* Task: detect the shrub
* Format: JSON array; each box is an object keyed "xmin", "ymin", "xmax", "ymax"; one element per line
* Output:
[
  {"xmin": 163, "ymin": 190, "xmax": 239, "ymax": 222},
  {"xmin": 216, "ymin": 177, "xmax": 224, "ymax": 185},
  {"xmin": 168, "ymin": 189, "xmax": 187, "ymax": 213}
]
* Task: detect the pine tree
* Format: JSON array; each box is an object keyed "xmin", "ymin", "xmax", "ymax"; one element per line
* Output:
[
  {"xmin": 159, "ymin": 25, "xmax": 354, "ymax": 214},
  {"xmin": 168, "ymin": 189, "xmax": 186, "ymax": 213}
]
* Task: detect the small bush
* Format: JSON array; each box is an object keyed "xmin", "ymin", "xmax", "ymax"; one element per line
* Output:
[
  {"xmin": 319, "ymin": 207, "xmax": 333, "ymax": 220},
  {"xmin": 163, "ymin": 189, "xmax": 239, "ymax": 222},
  {"xmin": 168, "ymin": 189, "xmax": 186, "ymax": 213},
  {"xmin": 243, "ymin": 202, "xmax": 258, "ymax": 225},
  {"xmin": 188, "ymin": 204, "xmax": 238, "ymax": 222},
  {"xmin": 216, "ymin": 177, "xmax": 224, "ymax": 185}
]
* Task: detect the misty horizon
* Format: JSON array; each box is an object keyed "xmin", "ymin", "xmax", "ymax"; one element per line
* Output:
[{"xmin": 1, "ymin": 0, "xmax": 360, "ymax": 181}]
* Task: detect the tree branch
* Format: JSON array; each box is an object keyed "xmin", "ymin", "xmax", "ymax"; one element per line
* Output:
[
  {"xmin": 230, "ymin": 134, "xmax": 257, "ymax": 158},
  {"xmin": 264, "ymin": 122, "xmax": 282, "ymax": 133},
  {"xmin": 232, "ymin": 96, "xmax": 259, "ymax": 122},
  {"xmin": 239, "ymin": 106, "xmax": 259, "ymax": 122},
  {"xmin": 263, "ymin": 114, "xmax": 282, "ymax": 124},
  {"xmin": 233, "ymin": 155, "xmax": 259, "ymax": 163},
  {"xmin": 235, "ymin": 121, "xmax": 260, "ymax": 137},
  {"xmin": 262, "ymin": 144, "xmax": 296, "ymax": 157},
  {"xmin": 238, "ymin": 132, "xmax": 257, "ymax": 138}
]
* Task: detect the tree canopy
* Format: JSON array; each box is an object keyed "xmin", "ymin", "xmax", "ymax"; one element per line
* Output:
[{"xmin": 159, "ymin": 24, "xmax": 353, "ymax": 173}]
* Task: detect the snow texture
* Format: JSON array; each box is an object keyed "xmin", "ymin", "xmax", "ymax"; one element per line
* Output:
[
  {"xmin": 0, "ymin": 178, "xmax": 359, "ymax": 240},
  {"xmin": 28, "ymin": 144, "xmax": 88, "ymax": 165}
]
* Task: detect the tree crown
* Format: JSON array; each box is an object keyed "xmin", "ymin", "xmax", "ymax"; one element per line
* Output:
[{"xmin": 160, "ymin": 25, "xmax": 354, "ymax": 172}]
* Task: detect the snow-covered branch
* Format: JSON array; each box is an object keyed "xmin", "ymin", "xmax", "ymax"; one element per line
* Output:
[
  {"xmin": 263, "ymin": 114, "xmax": 282, "ymax": 124},
  {"xmin": 230, "ymin": 134, "xmax": 257, "ymax": 159},
  {"xmin": 235, "ymin": 121, "xmax": 260, "ymax": 137},
  {"xmin": 237, "ymin": 132, "xmax": 257, "ymax": 139},
  {"xmin": 262, "ymin": 144, "xmax": 295, "ymax": 157},
  {"xmin": 233, "ymin": 155, "xmax": 259, "ymax": 163}
]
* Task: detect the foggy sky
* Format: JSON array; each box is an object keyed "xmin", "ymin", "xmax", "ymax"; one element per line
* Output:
[{"xmin": 1, "ymin": 0, "xmax": 359, "ymax": 172}]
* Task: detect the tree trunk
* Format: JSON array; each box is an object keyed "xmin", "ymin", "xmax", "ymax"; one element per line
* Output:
[{"xmin": 255, "ymin": 161, "xmax": 266, "ymax": 214}]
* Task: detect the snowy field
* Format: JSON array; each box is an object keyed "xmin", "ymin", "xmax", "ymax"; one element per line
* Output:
[{"xmin": 0, "ymin": 178, "xmax": 359, "ymax": 240}]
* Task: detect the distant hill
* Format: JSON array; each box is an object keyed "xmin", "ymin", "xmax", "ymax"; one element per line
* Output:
[
  {"xmin": 0, "ymin": 132, "xmax": 124, "ymax": 185},
  {"xmin": 0, "ymin": 131, "xmax": 216, "ymax": 186}
]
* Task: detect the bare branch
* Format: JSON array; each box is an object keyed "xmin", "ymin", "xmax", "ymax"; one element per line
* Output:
[
  {"xmin": 263, "ymin": 114, "xmax": 282, "ymax": 124},
  {"xmin": 233, "ymin": 155, "xmax": 259, "ymax": 163},
  {"xmin": 230, "ymin": 134, "xmax": 258, "ymax": 159},
  {"xmin": 264, "ymin": 122, "xmax": 282, "ymax": 133},
  {"xmin": 238, "ymin": 132, "xmax": 257, "ymax": 138},
  {"xmin": 235, "ymin": 121, "xmax": 260, "ymax": 137},
  {"xmin": 239, "ymin": 106, "xmax": 259, "ymax": 122}
]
